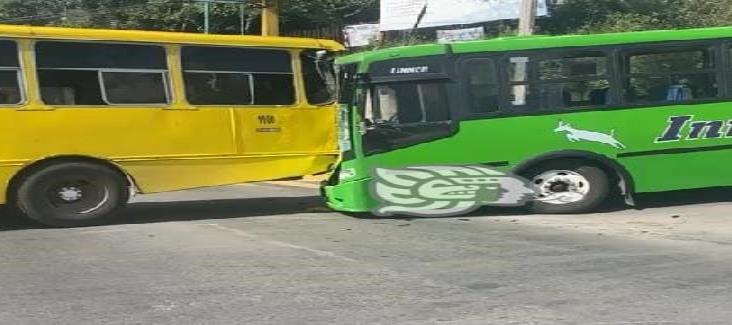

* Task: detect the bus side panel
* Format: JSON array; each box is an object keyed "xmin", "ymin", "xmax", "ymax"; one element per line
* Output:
[
  {"xmin": 121, "ymin": 154, "xmax": 337, "ymax": 194},
  {"xmin": 2, "ymin": 108, "xmax": 237, "ymax": 160},
  {"xmin": 621, "ymin": 150, "xmax": 732, "ymax": 192},
  {"xmin": 0, "ymin": 165, "xmax": 22, "ymax": 205},
  {"xmin": 1, "ymin": 105, "xmax": 338, "ymax": 198},
  {"xmin": 611, "ymin": 102, "xmax": 732, "ymax": 193},
  {"xmin": 462, "ymin": 105, "xmax": 732, "ymax": 193},
  {"xmin": 353, "ymin": 103, "xmax": 732, "ymax": 196},
  {"xmin": 235, "ymin": 105, "xmax": 338, "ymax": 155},
  {"xmin": 0, "ymin": 108, "xmax": 238, "ymax": 197}
]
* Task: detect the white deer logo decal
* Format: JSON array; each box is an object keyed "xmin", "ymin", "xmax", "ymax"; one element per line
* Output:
[{"xmin": 554, "ymin": 121, "xmax": 626, "ymax": 149}]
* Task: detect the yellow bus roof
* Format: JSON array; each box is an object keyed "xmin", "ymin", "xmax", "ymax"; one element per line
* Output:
[{"xmin": 0, "ymin": 24, "xmax": 344, "ymax": 51}]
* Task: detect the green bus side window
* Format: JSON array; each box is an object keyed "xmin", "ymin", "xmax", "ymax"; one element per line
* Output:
[
  {"xmin": 534, "ymin": 53, "xmax": 610, "ymax": 109},
  {"xmin": 624, "ymin": 48, "xmax": 719, "ymax": 104},
  {"xmin": 465, "ymin": 58, "xmax": 499, "ymax": 113}
]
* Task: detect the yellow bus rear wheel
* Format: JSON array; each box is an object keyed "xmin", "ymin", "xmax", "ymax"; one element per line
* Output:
[{"xmin": 14, "ymin": 162, "xmax": 129, "ymax": 227}]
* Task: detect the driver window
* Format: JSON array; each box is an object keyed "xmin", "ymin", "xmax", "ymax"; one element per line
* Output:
[
  {"xmin": 362, "ymin": 81, "xmax": 454, "ymax": 156},
  {"xmin": 375, "ymin": 86, "xmax": 399, "ymax": 123},
  {"xmin": 364, "ymin": 88, "xmax": 374, "ymax": 124},
  {"xmin": 369, "ymin": 81, "xmax": 450, "ymax": 125}
]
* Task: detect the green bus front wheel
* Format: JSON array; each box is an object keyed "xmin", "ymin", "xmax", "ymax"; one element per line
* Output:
[{"xmin": 524, "ymin": 161, "xmax": 610, "ymax": 214}]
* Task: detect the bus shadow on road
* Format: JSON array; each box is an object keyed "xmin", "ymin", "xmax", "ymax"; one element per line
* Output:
[
  {"xmin": 120, "ymin": 196, "xmax": 326, "ymax": 223},
  {"xmin": 1, "ymin": 187, "xmax": 732, "ymax": 230},
  {"xmin": 633, "ymin": 187, "xmax": 732, "ymax": 209},
  {"xmin": 0, "ymin": 195, "xmax": 326, "ymax": 230},
  {"xmin": 483, "ymin": 187, "xmax": 732, "ymax": 217},
  {"xmin": 354, "ymin": 187, "xmax": 732, "ymax": 220}
]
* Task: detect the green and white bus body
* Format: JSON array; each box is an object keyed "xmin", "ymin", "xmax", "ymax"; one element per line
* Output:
[{"xmin": 325, "ymin": 27, "xmax": 732, "ymax": 214}]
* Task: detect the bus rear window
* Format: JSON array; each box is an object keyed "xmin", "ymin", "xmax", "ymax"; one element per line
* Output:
[{"xmin": 301, "ymin": 50, "xmax": 336, "ymax": 106}]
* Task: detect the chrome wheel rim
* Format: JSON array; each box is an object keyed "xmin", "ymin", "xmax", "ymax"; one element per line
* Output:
[
  {"xmin": 46, "ymin": 179, "xmax": 110, "ymax": 215},
  {"xmin": 532, "ymin": 170, "xmax": 591, "ymax": 205},
  {"xmin": 57, "ymin": 186, "xmax": 84, "ymax": 202}
]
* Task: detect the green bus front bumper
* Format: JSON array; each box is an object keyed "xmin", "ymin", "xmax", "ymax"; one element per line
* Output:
[{"xmin": 322, "ymin": 177, "xmax": 376, "ymax": 213}]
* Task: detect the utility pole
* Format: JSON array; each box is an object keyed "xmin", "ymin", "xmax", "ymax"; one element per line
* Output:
[
  {"xmin": 518, "ymin": 0, "xmax": 537, "ymax": 36},
  {"xmin": 514, "ymin": 0, "xmax": 537, "ymax": 107},
  {"xmin": 193, "ymin": 0, "xmax": 277, "ymax": 36},
  {"xmin": 203, "ymin": 0, "xmax": 211, "ymax": 34},
  {"xmin": 240, "ymin": 2, "xmax": 246, "ymax": 34},
  {"xmin": 261, "ymin": 0, "xmax": 280, "ymax": 36},
  {"xmin": 196, "ymin": 0, "xmax": 249, "ymax": 34}
]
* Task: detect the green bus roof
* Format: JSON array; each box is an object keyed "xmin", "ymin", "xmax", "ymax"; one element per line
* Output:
[{"xmin": 337, "ymin": 26, "xmax": 732, "ymax": 66}]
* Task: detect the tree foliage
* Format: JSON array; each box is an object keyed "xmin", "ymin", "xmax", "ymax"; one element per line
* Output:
[
  {"xmin": 281, "ymin": 0, "xmax": 377, "ymax": 27},
  {"xmin": 0, "ymin": 0, "xmax": 72, "ymax": 26},
  {"xmin": 1, "ymin": 0, "xmax": 732, "ymax": 36},
  {"xmin": 542, "ymin": 0, "xmax": 732, "ymax": 34},
  {"xmin": 0, "ymin": 0, "xmax": 379, "ymax": 34}
]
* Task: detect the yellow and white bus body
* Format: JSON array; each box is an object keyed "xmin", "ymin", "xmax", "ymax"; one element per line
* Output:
[{"xmin": 0, "ymin": 25, "xmax": 343, "ymax": 226}]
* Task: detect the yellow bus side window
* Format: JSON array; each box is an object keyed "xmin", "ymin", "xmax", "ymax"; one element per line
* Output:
[
  {"xmin": 0, "ymin": 71, "xmax": 22, "ymax": 105},
  {"xmin": 252, "ymin": 74, "xmax": 295, "ymax": 105},
  {"xmin": 102, "ymin": 72, "xmax": 169, "ymax": 105},
  {"xmin": 0, "ymin": 40, "xmax": 22, "ymax": 105},
  {"xmin": 35, "ymin": 41, "xmax": 170, "ymax": 106},
  {"xmin": 184, "ymin": 72, "xmax": 253, "ymax": 105},
  {"xmin": 181, "ymin": 46, "xmax": 294, "ymax": 106},
  {"xmin": 39, "ymin": 70, "xmax": 103, "ymax": 105}
]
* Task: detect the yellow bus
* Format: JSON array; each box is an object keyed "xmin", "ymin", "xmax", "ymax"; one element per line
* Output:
[{"xmin": 0, "ymin": 24, "xmax": 343, "ymax": 226}]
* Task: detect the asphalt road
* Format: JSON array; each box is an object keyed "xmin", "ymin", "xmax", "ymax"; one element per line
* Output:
[{"xmin": 2, "ymin": 182, "xmax": 732, "ymax": 324}]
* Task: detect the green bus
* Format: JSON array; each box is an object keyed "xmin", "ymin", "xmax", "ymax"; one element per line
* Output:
[{"xmin": 323, "ymin": 26, "xmax": 732, "ymax": 214}]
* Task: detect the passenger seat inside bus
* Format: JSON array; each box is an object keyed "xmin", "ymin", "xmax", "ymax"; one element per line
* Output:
[
  {"xmin": 589, "ymin": 88, "xmax": 610, "ymax": 106},
  {"xmin": 666, "ymin": 84, "xmax": 693, "ymax": 101}
]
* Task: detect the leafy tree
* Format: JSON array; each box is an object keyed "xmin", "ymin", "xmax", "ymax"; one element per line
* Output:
[
  {"xmin": 0, "ymin": 0, "xmax": 379, "ymax": 34},
  {"xmin": 0, "ymin": 0, "xmax": 77, "ymax": 26},
  {"xmin": 2, "ymin": 0, "xmax": 732, "ymax": 38},
  {"xmin": 541, "ymin": 0, "xmax": 732, "ymax": 35},
  {"xmin": 75, "ymin": 0, "xmax": 200, "ymax": 31},
  {"xmin": 281, "ymin": 0, "xmax": 377, "ymax": 28}
]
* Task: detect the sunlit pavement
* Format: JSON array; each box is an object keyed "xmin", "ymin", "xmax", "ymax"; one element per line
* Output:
[{"xmin": 2, "ymin": 182, "xmax": 732, "ymax": 324}]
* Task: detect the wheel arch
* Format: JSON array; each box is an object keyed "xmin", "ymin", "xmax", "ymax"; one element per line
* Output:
[
  {"xmin": 7, "ymin": 155, "xmax": 138, "ymax": 204},
  {"xmin": 511, "ymin": 150, "xmax": 636, "ymax": 206}
]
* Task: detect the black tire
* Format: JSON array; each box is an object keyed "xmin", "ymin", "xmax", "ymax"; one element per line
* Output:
[
  {"xmin": 13, "ymin": 162, "xmax": 129, "ymax": 227},
  {"xmin": 523, "ymin": 160, "xmax": 610, "ymax": 214}
]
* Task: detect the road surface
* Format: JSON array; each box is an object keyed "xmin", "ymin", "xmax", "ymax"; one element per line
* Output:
[{"xmin": 1, "ymin": 181, "xmax": 732, "ymax": 324}]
